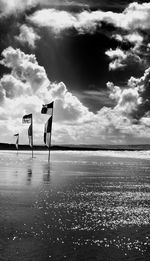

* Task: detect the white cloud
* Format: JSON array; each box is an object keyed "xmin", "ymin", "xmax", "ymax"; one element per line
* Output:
[
  {"xmin": 115, "ymin": 88, "xmax": 142, "ymax": 115},
  {"xmin": 15, "ymin": 24, "xmax": 40, "ymax": 48},
  {"xmin": 99, "ymin": 2, "xmax": 150, "ymax": 31},
  {"xmin": 112, "ymin": 34, "xmax": 123, "ymax": 42},
  {"xmin": 112, "ymin": 32, "xmax": 144, "ymax": 52},
  {"xmin": 0, "ymin": 0, "xmax": 89, "ymax": 18},
  {"xmin": 105, "ymin": 47, "xmax": 142, "ymax": 70},
  {"xmin": 28, "ymin": 8, "xmax": 104, "ymax": 34},
  {"xmin": 107, "ymin": 81, "xmax": 142, "ymax": 116},
  {"xmin": 124, "ymin": 32, "xmax": 143, "ymax": 45},
  {"xmin": 0, "ymin": 46, "xmax": 150, "ymax": 145},
  {"xmin": 26, "ymin": 3, "xmax": 150, "ymax": 67},
  {"xmin": 103, "ymin": 68, "xmax": 150, "ymax": 141},
  {"xmin": 128, "ymin": 67, "xmax": 150, "ymax": 91},
  {"xmin": 0, "ymin": 0, "xmax": 36, "ymax": 17},
  {"xmin": 49, "ymin": 82, "xmax": 93, "ymax": 123},
  {"xmin": 27, "ymin": 3, "xmax": 150, "ymax": 34},
  {"xmin": 2, "ymin": 1, "xmax": 150, "ymax": 36},
  {"xmin": 0, "ymin": 74, "xmax": 29, "ymax": 100},
  {"xmin": 28, "ymin": 8, "xmax": 77, "ymax": 34},
  {"xmin": 0, "ymin": 47, "xmax": 94, "ymax": 144},
  {"xmin": 120, "ymin": 2, "xmax": 150, "ymax": 30},
  {"xmin": 105, "ymin": 48, "xmax": 127, "ymax": 70},
  {"xmin": 0, "ymin": 46, "xmax": 49, "ymax": 93},
  {"xmin": 140, "ymin": 115, "xmax": 150, "ymax": 127}
]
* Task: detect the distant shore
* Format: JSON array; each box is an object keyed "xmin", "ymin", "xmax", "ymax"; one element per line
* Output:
[{"xmin": 1, "ymin": 143, "xmax": 150, "ymax": 151}]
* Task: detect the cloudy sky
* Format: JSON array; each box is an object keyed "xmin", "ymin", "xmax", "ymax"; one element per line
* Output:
[{"xmin": 1, "ymin": 0, "xmax": 150, "ymax": 145}]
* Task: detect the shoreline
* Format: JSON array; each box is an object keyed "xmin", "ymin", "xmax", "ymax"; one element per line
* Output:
[{"xmin": 1, "ymin": 143, "xmax": 150, "ymax": 151}]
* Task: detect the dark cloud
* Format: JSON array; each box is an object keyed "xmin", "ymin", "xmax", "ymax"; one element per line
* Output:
[
  {"xmin": 35, "ymin": 28, "xmax": 119, "ymax": 95},
  {"xmin": 77, "ymin": 89, "xmax": 115, "ymax": 112}
]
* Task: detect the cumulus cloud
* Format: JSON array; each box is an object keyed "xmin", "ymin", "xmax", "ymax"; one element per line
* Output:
[
  {"xmin": 25, "ymin": 3, "xmax": 150, "ymax": 68},
  {"xmin": 0, "ymin": 74, "xmax": 28, "ymax": 100},
  {"xmin": 106, "ymin": 66, "xmax": 150, "ymax": 128},
  {"xmin": 105, "ymin": 47, "xmax": 142, "ymax": 70},
  {"xmin": 0, "ymin": 46, "xmax": 150, "ymax": 144},
  {"xmin": 0, "ymin": 47, "xmax": 95, "ymax": 143},
  {"xmin": 2, "ymin": 2, "xmax": 150, "ymax": 69},
  {"xmin": 2, "ymin": 1, "xmax": 150, "ymax": 38},
  {"xmin": 28, "ymin": 8, "xmax": 101, "ymax": 34},
  {"xmin": 112, "ymin": 32, "xmax": 144, "ymax": 52},
  {"xmin": 124, "ymin": 32, "xmax": 143, "ymax": 46},
  {"xmin": 105, "ymin": 48, "xmax": 127, "ymax": 70},
  {"xmin": 26, "ymin": 3, "xmax": 150, "ymax": 67},
  {"xmin": 1, "ymin": 2, "xmax": 150, "ymax": 144},
  {"xmin": 28, "ymin": 9, "xmax": 103, "ymax": 34},
  {"xmin": 29, "ymin": 8, "xmax": 77, "ymax": 34},
  {"xmin": 27, "ymin": 3, "xmax": 150, "ymax": 34},
  {"xmin": 0, "ymin": 47, "xmax": 93, "ymax": 125},
  {"xmin": 128, "ymin": 67, "xmax": 150, "ymax": 91},
  {"xmin": 0, "ymin": 47, "xmax": 49, "ymax": 92},
  {"xmin": 15, "ymin": 24, "xmax": 40, "ymax": 48},
  {"xmin": 0, "ymin": 0, "xmax": 88, "ymax": 17},
  {"xmin": 119, "ymin": 2, "xmax": 150, "ymax": 30},
  {"xmin": 99, "ymin": 2, "xmax": 150, "ymax": 31},
  {"xmin": 0, "ymin": 0, "xmax": 36, "ymax": 17},
  {"xmin": 107, "ymin": 81, "xmax": 142, "ymax": 116},
  {"xmin": 115, "ymin": 88, "xmax": 142, "ymax": 115}
]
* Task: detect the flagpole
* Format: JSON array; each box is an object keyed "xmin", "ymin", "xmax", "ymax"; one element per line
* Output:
[
  {"xmin": 14, "ymin": 134, "xmax": 19, "ymax": 155},
  {"xmin": 48, "ymin": 108, "xmax": 53, "ymax": 162},
  {"xmin": 17, "ymin": 134, "xmax": 19, "ymax": 155},
  {"xmin": 31, "ymin": 114, "xmax": 33, "ymax": 158}
]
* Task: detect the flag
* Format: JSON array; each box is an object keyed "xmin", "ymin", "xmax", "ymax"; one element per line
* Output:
[
  {"xmin": 28, "ymin": 124, "xmax": 32, "ymax": 147},
  {"xmin": 41, "ymin": 101, "xmax": 54, "ymax": 115},
  {"xmin": 22, "ymin": 113, "xmax": 33, "ymax": 156},
  {"xmin": 41, "ymin": 102, "xmax": 54, "ymax": 149},
  {"xmin": 22, "ymin": 113, "xmax": 32, "ymax": 124},
  {"xmin": 44, "ymin": 116, "xmax": 52, "ymax": 147},
  {"xmin": 14, "ymin": 133, "xmax": 19, "ymax": 137},
  {"xmin": 14, "ymin": 133, "xmax": 19, "ymax": 149}
]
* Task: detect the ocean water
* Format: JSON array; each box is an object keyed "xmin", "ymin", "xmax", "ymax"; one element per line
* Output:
[{"xmin": 0, "ymin": 150, "xmax": 150, "ymax": 261}]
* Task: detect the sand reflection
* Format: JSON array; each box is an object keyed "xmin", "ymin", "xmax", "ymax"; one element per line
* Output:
[
  {"xmin": 42, "ymin": 163, "xmax": 51, "ymax": 183},
  {"xmin": 26, "ymin": 168, "xmax": 32, "ymax": 185}
]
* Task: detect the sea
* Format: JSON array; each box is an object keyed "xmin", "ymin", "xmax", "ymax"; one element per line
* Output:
[{"xmin": 0, "ymin": 150, "xmax": 150, "ymax": 261}]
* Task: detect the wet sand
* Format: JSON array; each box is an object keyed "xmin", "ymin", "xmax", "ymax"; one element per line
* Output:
[{"xmin": 0, "ymin": 150, "xmax": 150, "ymax": 261}]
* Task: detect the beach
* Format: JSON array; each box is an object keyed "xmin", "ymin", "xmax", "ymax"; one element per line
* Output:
[{"xmin": 0, "ymin": 150, "xmax": 150, "ymax": 261}]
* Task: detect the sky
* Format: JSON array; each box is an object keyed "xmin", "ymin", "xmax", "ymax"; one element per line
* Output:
[{"xmin": 1, "ymin": 0, "xmax": 150, "ymax": 145}]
